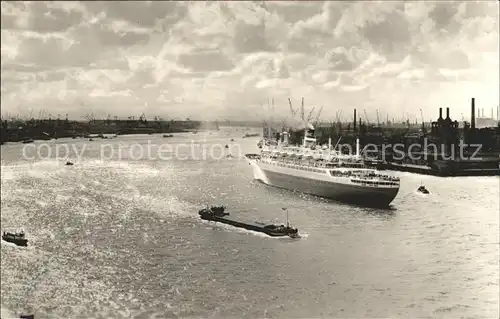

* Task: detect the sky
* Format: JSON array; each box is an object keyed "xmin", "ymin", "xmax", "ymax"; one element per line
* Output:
[{"xmin": 1, "ymin": 1, "xmax": 499, "ymax": 122}]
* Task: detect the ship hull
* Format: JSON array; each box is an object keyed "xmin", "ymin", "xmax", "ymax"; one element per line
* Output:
[
  {"xmin": 200, "ymin": 214, "xmax": 293, "ymax": 237},
  {"xmin": 248, "ymin": 159, "xmax": 399, "ymax": 207}
]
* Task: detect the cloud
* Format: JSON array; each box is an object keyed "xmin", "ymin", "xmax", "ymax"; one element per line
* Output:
[{"xmin": 1, "ymin": 1, "xmax": 498, "ymax": 122}]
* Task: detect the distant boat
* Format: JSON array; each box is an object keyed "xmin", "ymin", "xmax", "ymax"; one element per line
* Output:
[
  {"xmin": 163, "ymin": 134, "xmax": 174, "ymax": 138},
  {"xmin": 242, "ymin": 133, "xmax": 260, "ymax": 138},
  {"xmin": 417, "ymin": 185, "xmax": 429, "ymax": 194},
  {"xmin": 2, "ymin": 229, "xmax": 28, "ymax": 247}
]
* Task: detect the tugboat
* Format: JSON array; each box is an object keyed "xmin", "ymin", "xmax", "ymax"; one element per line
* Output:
[
  {"xmin": 2, "ymin": 229, "xmax": 28, "ymax": 246},
  {"xmin": 417, "ymin": 185, "xmax": 429, "ymax": 194},
  {"xmin": 199, "ymin": 206, "xmax": 299, "ymax": 238}
]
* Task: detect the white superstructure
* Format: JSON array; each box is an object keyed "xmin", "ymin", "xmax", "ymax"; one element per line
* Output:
[{"xmin": 247, "ymin": 127, "xmax": 400, "ymax": 207}]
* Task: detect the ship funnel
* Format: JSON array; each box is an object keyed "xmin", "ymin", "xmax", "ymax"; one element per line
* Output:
[
  {"xmin": 283, "ymin": 131, "xmax": 289, "ymax": 145},
  {"xmin": 356, "ymin": 138, "xmax": 360, "ymax": 157},
  {"xmin": 353, "ymin": 109, "xmax": 357, "ymax": 131},
  {"xmin": 471, "ymin": 98, "xmax": 475, "ymax": 129}
]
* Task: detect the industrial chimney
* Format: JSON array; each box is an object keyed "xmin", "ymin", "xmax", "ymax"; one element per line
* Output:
[
  {"xmin": 353, "ymin": 109, "xmax": 357, "ymax": 131},
  {"xmin": 471, "ymin": 98, "xmax": 475, "ymax": 129},
  {"xmin": 446, "ymin": 107, "xmax": 450, "ymax": 119},
  {"xmin": 439, "ymin": 107, "xmax": 443, "ymax": 120}
]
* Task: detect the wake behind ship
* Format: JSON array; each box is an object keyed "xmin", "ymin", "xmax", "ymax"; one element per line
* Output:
[{"xmin": 246, "ymin": 126, "xmax": 400, "ymax": 207}]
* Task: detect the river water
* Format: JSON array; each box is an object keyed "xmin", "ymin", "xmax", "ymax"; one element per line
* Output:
[{"xmin": 1, "ymin": 129, "xmax": 498, "ymax": 318}]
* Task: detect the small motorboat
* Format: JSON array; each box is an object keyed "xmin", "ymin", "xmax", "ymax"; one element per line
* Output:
[
  {"xmin": 65, "ymin": 161, "xmax": 74, "ymax": 166},
  {"xmin": 2, "ymin": 230, "xmax": 28, "ymax": 246},
  {"xmin": 417, "ymin": 185, "xmax": 429, "ymax": 194}
]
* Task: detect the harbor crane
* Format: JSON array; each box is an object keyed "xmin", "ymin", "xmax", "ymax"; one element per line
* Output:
[
  {"xmin": 313, "ymin": 105, "xmax": 323, "ymax": 128},
  {"xmin": 138, "ymin": 113, "xmax": 147, "ymax": 122},
  {"xmin": 306, "ymin": 106, "xmax": 315, "ymax": 123},
  {"xmin": 288, "ymin": 98, "xmax": 298, "ymax": 117},
  {"xmin": 420, "ymin": 108, "xmax": 426, "ymax": 132},
  {"xmin": 300, "ymin": 97, "xmax": 304, "ymax": 121}
]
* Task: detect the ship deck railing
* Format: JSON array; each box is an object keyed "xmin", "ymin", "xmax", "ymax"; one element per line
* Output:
[
  {"xmin": 329, "ymin": 170, "xmax": 399, "ymax": 182},
  {"xmin": 262, "ymin": 158, "xmax": 367, "ymax": 170},
  {"xmin": 261, "ymin": 158, "xmax": 399, "ymax": 182},
  {"xmin": 351, "ymin": 179, "xmax": 399, "ymax": 186}
]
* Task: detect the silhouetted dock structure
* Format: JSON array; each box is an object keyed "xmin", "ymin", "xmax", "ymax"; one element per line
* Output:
[{"xmin": 0, "ymin": 113, "xmax": 219, "ymax": 143}]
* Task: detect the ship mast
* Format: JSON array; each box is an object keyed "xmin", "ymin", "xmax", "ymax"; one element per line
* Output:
[{"xmin": 282, "ymin": 207, "xmax": 289, "ymax": 227}]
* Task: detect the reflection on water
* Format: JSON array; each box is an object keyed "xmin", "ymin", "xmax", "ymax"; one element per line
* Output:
[{"xmin": 1, "ymin": 132, "xmax": 499, "ymax": 318}]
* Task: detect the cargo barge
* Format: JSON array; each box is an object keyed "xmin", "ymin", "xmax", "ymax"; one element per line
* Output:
[{"xmin": 199, "ymin": 206, "xmax": 299, "ymax": 238}]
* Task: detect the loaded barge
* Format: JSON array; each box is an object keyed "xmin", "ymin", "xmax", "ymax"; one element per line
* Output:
[{"xmin": 199, "ymin": 206, "xmax": 299, "ymax": 238}]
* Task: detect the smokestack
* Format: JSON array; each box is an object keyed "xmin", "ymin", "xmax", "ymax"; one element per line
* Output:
[
  {"xmin": 471, "ymin": 98, "xmax": 475, "ymax": 129},
  {"xmin": 439, "ymin": 108, "xmax": 443, "ymax": 119},
  {"xmin": 446, "ymin": 107, "xmax": 450, "ymax": 119},
  {"xmin": 353, "ymin": 109, "xmax": 357, "ymax": 131}
]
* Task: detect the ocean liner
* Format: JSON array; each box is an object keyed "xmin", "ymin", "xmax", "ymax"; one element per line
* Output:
[{"xmin": 246, "ymin": 125, "xmax": 400, "ymax": 207}]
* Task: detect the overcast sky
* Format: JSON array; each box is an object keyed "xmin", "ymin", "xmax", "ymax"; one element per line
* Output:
[{"xmin": 1, "ymin": 1, "xmax": 498, "ymax": 122}]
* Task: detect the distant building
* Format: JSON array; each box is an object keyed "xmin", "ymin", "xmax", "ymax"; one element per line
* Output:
[{"xmin": 430, "ymin": 107, "xmax": 459, "ymax": 151}]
